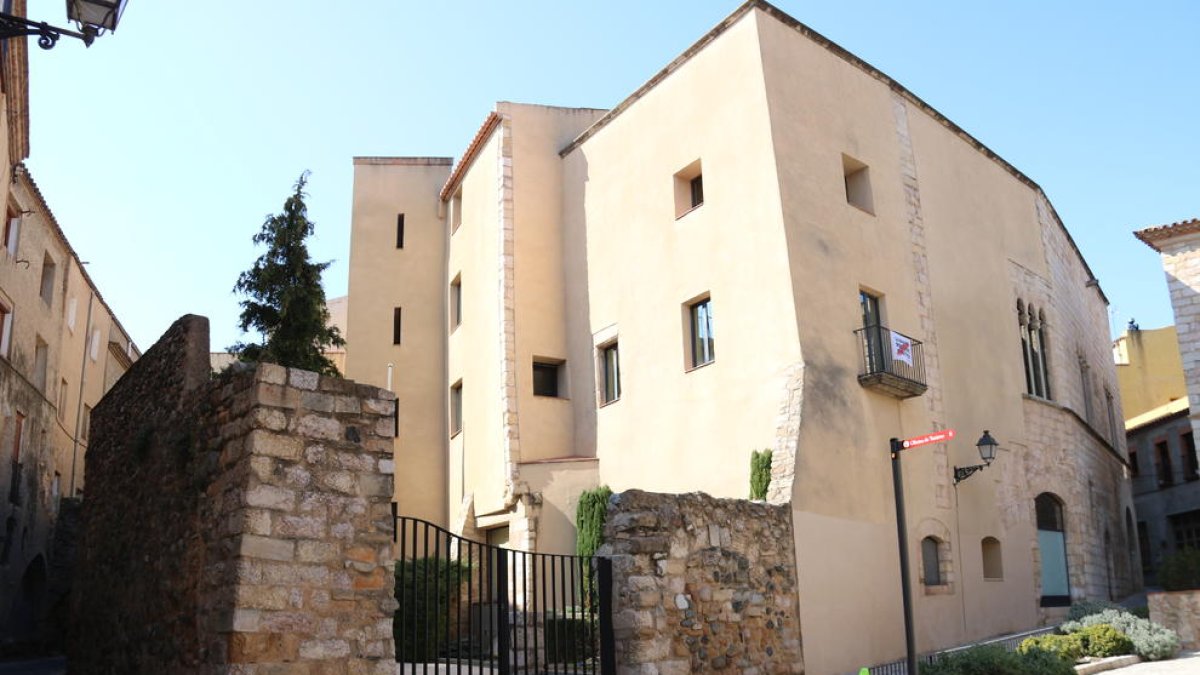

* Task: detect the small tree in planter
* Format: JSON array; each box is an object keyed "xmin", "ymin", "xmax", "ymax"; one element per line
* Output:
[{"xmin": 1148, "ymin": 547, "xmax": 1200, "ymax": 651}]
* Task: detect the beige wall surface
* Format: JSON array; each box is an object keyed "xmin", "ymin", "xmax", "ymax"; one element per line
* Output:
[
  {"xmin": 562, "ymin": 11, "xmax": 801, "ymax": 501},
  {"xmin": 1116, "ymin": 326, "xmax": 1187, "ymax": 420},
  {"xmin": 346, "ymin": 158, "xmax": 451, "ymax": 526},
  {"xmin": 518, "ymin": 458, "xmax": 599, "ymax": 555}
]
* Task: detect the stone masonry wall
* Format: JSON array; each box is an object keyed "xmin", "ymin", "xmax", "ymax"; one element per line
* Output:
[
  {"xmin": 601, "ymin": 490, "xmax": 802, "ymax": 674},
  {"xmin": 71, "ymin": 315, "xmax": 398, "ymax": 675},
  {"xmin": 1149, "ymin": 590, "xmax": 1200, "ymax": 651}
]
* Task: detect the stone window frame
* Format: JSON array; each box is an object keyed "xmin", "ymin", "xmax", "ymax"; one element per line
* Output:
[
  {"xmin": 1017, "ymin": 299, "xmax": 1052, "ymax": 400},
  {"xmin": 916, "ymin": 519, "xmax": 954, "ymax": 595}
]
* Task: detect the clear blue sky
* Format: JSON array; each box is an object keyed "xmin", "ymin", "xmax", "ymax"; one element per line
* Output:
[{"xmin": 24, "ymin": 1, "xmax": 1200, "ymax": 352}]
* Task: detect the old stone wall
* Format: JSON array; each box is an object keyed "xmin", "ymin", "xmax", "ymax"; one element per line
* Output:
[
  {"xmin": 71, "ymin": 315, "xmax": 397, "ymax": 675},
  {"xmin": 601, "ymin": 490, "xmax": 802, "ymax": 673},
  {"xmin": 1149, "ymin": 590, "xmax": 1200, "ymax": 650}
]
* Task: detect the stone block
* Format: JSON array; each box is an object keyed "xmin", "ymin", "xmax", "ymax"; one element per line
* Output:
[
  {"xmin": 245, "ymin": 485, "xmax": 297, "ymax": 512},
  {"xmin": 319, "ymin": 471, "xmax": 357, "ymax": 495},
  {"xmin": 297, "ymin": 540, "xmax": 338, "ymax": 563},
  {"xmin": 252, "ymin": 407, "xmax": 289, "ymax": 432},
  {"xmin": 228, "ymin": 631, "xmax": 300, "ymax": 663},
  {"xmin": 247, "ymin": 430, "xmax": 303, "ymax": 461},
  {"xmin": 301, "ymin": 391, "xmax": 337, "ymax": 413},
  {"xmin": 299, "ymin": 639, "xmax": 350, "ymax": 660},
  {"xmin": 295, "ymin": 414, "xmax": 343, "ymax": 441},
  {"xmin": 237, "ymin": 585, "xmax": 292, "ymax": 611},
  {"xmin": 289, "ymin": 369, "xmax": 320, "ymax": 391},
  {"xmin": 275, "ymin": 515, "xmax": 326, "ymax": 539},
  {"xmin": 257, "ymin": 363, "xmax": 288, "ymax": 385},
  {"xmin": 238, "ymin": 535, "xmax": 295, "ymax": 562}
]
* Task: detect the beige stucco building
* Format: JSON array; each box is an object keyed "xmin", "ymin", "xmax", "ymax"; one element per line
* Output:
[
  {"xmin": 0, "ymin": 1, "xmax": 139, "ymax": 644},
  {"xmin": 347, "ymin": 2, "xmax": 1136, "ymax": 671}
]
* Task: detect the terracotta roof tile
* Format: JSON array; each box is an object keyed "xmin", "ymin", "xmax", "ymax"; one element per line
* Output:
[
  {"xmin": 1134, "ymin": 218, "xmax": 1200, "ymax": 252},
  {"xmin": 440, "ymin": 112, "xmax": 502, "ymax": 201}
]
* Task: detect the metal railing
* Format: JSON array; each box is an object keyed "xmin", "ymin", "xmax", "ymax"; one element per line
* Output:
[
  {"xmin": 866, "ymin": 625, "xmax": 1057, "ymax": 675},
  {"xmin": 854, "ymin": 324, "xmax": 927, "ymax": 388},
  {"xmin": 395, "ymin": 513, "xmax": 614, "ymax": 674}
]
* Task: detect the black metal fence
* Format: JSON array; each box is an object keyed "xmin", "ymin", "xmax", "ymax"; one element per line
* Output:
[
  {"xmin": 854, "ymin": 324, "xmax": 927, "ymax": 387},
  {"xmin": 394, "ymin": 513, "xmax": 614, "ymax": 674},
  {"xmin": 866, "ymin": 625, "xmax": 1057, "ymax": 675}
]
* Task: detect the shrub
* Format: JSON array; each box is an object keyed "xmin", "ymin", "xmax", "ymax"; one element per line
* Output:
[
  {"xmin": 543, "ymin": 615, "xmax": 597, "ymax": 664},
  {"xmin": 1074, "ymin": 624, "xmax": 1133, "ymax": 657},
  {"xmin": 1066, "ymin": 598, "xmax": 1122, "ymax": 621},
  {"xmin": 1158, "ymin": 547, "xmax": 1200, "ymax": 591},
  {"xmin": 920, "ymin": 644, "xmax": 1074, "ymax": 675},
  {"xmin": 750, "ymin": 449, "xmax": 772, "ymax": 500},
  {"xmin": 1017, "ymin": 633, "xmax": 1082, "ymax": 662},
  {"xmin": 1062, "ymin": 609, "xmax": 1179, "ymax": 660},
  {"xmin": 1131, "ymin": 605, "xmax": 1150, "ymax": 619},
  {"xmin": 575, "ymin": 486, "xmax": 613, "ymax": 559},
  {"xmin": 393, "ymin": 557, "xmax": 471, "ymax": 663}
]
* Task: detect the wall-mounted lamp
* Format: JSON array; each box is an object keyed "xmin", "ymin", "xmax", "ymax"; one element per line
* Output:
[
  {"xmin": 0, "ymin": 0, "xmax": 127, "ymax": 50},
  {"xmin": 953, "ymin": 430, "xmax": 999, "ymax": 484}
]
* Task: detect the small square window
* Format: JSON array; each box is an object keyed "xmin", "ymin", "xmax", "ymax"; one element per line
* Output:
[
  {"xmin": 686, "ymin": 297, "xmax": 715, "ymax": 369},
  {"xmin": 396, "ymin": 213, "xmax": 405, "ymax": 249},
  {"xmin": 600, "ymin": 342, "xmax": 620, "ymax": 404},
  {"xmin": 450, "ymin": 381, "xmax": 463, "ymax": 436},
  {"xmin": 533, "ymin": 361, "xmax": 563, "ymax": 398},
  {"xmin": 842, "ymin": 154, "xmax": 874, "ymax": 214},
  {"xmin": 393, "ymin": 307, "xmax": 402, "ymax": 345},
  {"xmin": 2, "ymin": 210, "xmax": 19, "ymax": 256},
  {"xmin": 673, "ymin": 159, "xmax": 703, "ymax": 218}
]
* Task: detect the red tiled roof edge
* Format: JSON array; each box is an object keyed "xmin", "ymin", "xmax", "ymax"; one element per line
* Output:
[
  {"xmin": 1134, "ymin": 219, "xmax": 1200, "ymax": 252},
  {"xmin": 439, "ymin": 112, "xmax": 502, "ymax": 201}
]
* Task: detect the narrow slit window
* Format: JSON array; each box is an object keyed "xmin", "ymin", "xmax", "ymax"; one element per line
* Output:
[
  {"xmin": 450, "ymin": 381, "xmax": 463, "ymax": 436},
  {"xmin": 392, "ymin": 307, "xmax": 402, "ymax": 345},
  {"xmin": 601, "ymin": 342, "xmax": 620, "ymax": 404},
  {"xmin": 396, "ymin": 213, "xmax": 405, "ymax": 249},
  {"xmin": 450, "ymin": 275, "xmax": 462, "ymax": 331}
]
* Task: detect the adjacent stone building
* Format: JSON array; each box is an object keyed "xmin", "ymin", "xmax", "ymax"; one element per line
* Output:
[
  {"xmin": 0, "ymin": 2, "xmax": 139, "ymax": 645},
  {"xmin": 1133, "ymin": 222, "xmax": 1200, "ymax": 582},
  {"xmin": 347, "ymin": 2, "xmax": 1136, "ymax": 671}
]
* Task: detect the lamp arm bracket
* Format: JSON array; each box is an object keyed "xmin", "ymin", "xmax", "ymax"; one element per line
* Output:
[{"xmin": 0, "ymin": 13, "xmax": 92, "ymax": 49}]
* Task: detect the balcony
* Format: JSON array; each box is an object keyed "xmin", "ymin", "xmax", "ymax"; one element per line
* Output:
[{"xmin": 854, "ymin": 325, "xmax": 928, "ymax": 399}]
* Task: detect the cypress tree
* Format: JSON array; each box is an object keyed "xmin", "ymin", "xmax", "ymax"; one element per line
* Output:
[{"xmin": 231, "ymin": 171, "xmax": 344, "ymax": 375}]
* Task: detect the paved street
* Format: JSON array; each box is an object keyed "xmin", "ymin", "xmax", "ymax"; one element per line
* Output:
[
  {"xmin": 1114, "ymin": 650, "xmax": 1200, "ymax": 673},
  {"xmin": 0, "ymin": 657, "xmax": 66, "ymax": 674}
]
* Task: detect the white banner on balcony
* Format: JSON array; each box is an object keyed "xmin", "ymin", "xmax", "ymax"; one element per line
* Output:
[{"xmin": 890, "ymin": 330, "xmax": 913, "ymax": 366}]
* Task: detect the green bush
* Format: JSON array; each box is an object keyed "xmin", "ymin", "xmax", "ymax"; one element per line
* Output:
[
  {"xmin": 1131, "ymin": 605, "xmax": 1150, "ymax": 619},
  {"xmin": 1075, "ymin": 624, "xmax": 1133, "ymax": 657},
  {"xmin": 575, "ymin": 486, "xmax": 612, "ymax": 559},
  {"xmin": 394, "ymin": 557, "xmax": 471, "ymax": 663},
  {"xmin": 1159, "ymin": 547, "xmax": 1200, "ymax": 591},
  {"xmin": 1062, "ymin": 609, "xmax": 1179, "ymax": 660},
  {"xmin": 920, "ymin": 644, "xmax": 1074, "ymax": 675},
  {"xmin": 1017, "ymin": 633, "xmax": 1082, "ymax": 662},
  {"xmin": 543, "ymin": 615, "xmax": 597, "ymax": 664},
  {"xmin": 750, "ymin": 449, "xmax": 772, "ymax": 500},
  {"xmin": 1066, "ymin": 598, "xmax": 1122, "ymax": 621}
]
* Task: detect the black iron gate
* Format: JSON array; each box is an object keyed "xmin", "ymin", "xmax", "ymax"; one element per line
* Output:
[{"xmin": 393, "ymin": 512, "xmax": 615, "ymax": 674}]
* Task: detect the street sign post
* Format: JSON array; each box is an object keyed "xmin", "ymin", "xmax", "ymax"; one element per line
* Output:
[{"xmin": 889, "ymin": 428, "xmax": 956, "ymax": 675}]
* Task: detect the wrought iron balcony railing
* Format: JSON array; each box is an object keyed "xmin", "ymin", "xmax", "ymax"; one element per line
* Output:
[{"xmin": 854, "ymin": 324, "xmax": 928, "ymax": 399}]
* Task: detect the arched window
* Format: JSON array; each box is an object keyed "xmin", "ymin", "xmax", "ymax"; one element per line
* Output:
[
  {"xmin": 1036, "ymin": 493, "xmax": 1070, "ymax": 606},
  {"xmin": 981, "ymin": 537, "xmax": 1003, "ymax": 579},
  {"xmin": 921, "ymin": 536, "xmax": 943, "ymax": 585},
  {"xmin": 1018, "ymin": 301, "xmax": 1052, "ymax": 399}
]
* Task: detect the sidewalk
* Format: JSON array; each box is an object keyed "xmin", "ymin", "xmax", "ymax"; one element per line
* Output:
[{"xmin": 1114, "ymin": 650, "xmax": 1200, "ymax": 673}]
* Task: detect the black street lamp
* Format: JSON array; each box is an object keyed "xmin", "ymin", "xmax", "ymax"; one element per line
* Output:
[
  {"xmin": 0, "ymin": 0, "xmax": 127, "ymax": 50},
  {"xmin": 953, "ymin": 430, "xmax": 999, "ymax": 485}
]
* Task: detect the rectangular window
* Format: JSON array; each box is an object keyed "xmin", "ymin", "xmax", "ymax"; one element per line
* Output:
[
  {"xmin": 66, "ymin": 297, "xmax": 77, "ymax": 332},
  {"xmin": 450, "ymin": 275, "xmax": 462, "ymax": 331},
  {"xmin": 860, "ymin": 290, "xmax": 884, "ymax": 373},
  {"xmin": 449, "ymin": 381, "xmax": 462, "ymax": 436},
  {"xmin": 57, "ymin": 378, "xmax": 68, "ymax": 420},
  {"xmin": 396, "ymin": 213, "xmax": 405, "ymax": 249},
  {"xmin": 392, "ymin": 307, "xmax": 402, "ymax": 345},
  {"xmin": 1156, "ymin": 439, "xmax": 1174, "ymax": 487},
  {"xmin": 1129, "ymin": 449, "xmax": 1140, "ymax": 477},
  {"xmin": 1105, "ymin": 390, "xmax": 1118, "ymax": 445},
  {"xmin": 2, "ymin": 212, "xmax": 19, "ymax": 256},
  {"xmin": 451, "ymin": 190, "xmax": 463, "ymax": 234},
  {"xmin": 688, "ymin": 297, "xmax": 715, "ymax": 368},
  {"xmin": 33, "ymin": 337, "xmax": 48, "ymax": 392},
  {"xmin": 842, "ymin": 154, "xmax": 874, "ymax": 214},
  {"xmin": 533, "ymin": 361, "xmax": 562, "ymax": 397},
  {"xmin": 600, "ymin": 342, "xmax": 620, "ymax": 404},
  {"xmin": 81, "ymin": 404, "xmax": 91, "ymax": 441},
  {"xmin": 1183, "ymin": 431, "xmax": 1199, "ymax": 482},
  {"xmin": 39, "ymin": 253, "xmax": 57, "ymax": 306},
  {"xmin": 1170, "ymin": 509, "xmax": 1200, "ymax": 552},
  {"xmin": 673, "ymin": 159, "xmax": 703, "ymax": 218},
  {"xmin": 90, "ymin": 329, "xmax": 101, "ymax": 361},
  {"xmin": 0, "ymin": 301, "xmax": 11, "ymax": 359}
]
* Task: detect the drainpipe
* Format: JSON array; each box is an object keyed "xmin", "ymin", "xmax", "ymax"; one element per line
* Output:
[{"xmin": 69, "ymin": 291, "xmax": 94, "ymax": 496}]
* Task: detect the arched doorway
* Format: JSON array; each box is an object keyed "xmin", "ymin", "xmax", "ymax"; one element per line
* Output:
[
  {"xmin": 1036, "ymin": 493, "xmax": 1070, "ymax": 607},
  {"xmin": 9, "ymin": 555, "xmax": 47, "ymax": 641}
]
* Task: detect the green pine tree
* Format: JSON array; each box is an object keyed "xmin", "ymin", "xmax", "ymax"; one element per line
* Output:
[{"xmin": 231, "ymin": 171, "xmax": 345, "ymax": 376}]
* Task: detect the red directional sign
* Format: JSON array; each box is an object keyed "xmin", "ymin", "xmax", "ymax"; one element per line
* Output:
[{"xmin": 901, "ymin": 428, "xmax": 956, "ymax": 450}]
